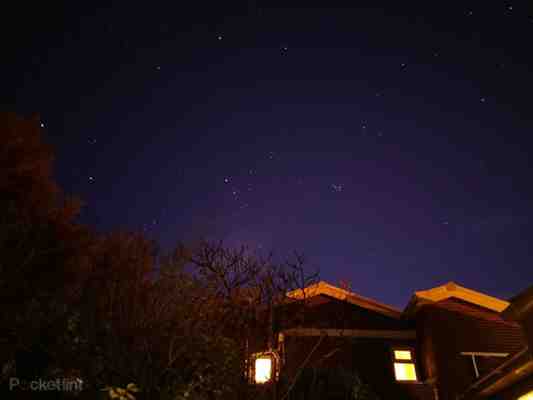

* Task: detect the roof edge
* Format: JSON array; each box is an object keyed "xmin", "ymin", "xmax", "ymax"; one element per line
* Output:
[
  {"xmin": 502, "ymin": 284, "xmax": 533, "ymax": 321},
  {"xmin": 405, "ymin": 281, "xmax": 510, "ymax": 313},
  {"xmin": 287, "ymin": 281, "xmax": 401, "ymax": 319}
]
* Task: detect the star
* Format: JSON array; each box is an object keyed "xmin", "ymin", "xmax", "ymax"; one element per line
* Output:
[
  {"xmin": 331, "ymin": 184, "xmax": 343, "ymax": 193},
  {"xmin": 155, "ymin": 65, "xmax": 161, "ymax": 71},
  {"xmin": 480, "ymin": 97, "xmax": 486, "ymax": 103},
  {"xmin": 40, "ymin": 122, "xmax": 45, "ymax": 128},
  {"xmin": 88, "ymin": 176, "xmax": 95, "ymax": 183},
  {"xmin": 217, "ymin": 35, "xmax": 223, "ymax": 41},
  {"xmin": 224, "ymin": 177, "xmax": 230, "ymax": 184}
]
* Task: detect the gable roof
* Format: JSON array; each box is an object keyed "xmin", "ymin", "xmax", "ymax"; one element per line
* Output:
[
  {"xmin": 502, "ymin": 284, "xmax": 533, "ymax": 321},
  {"xmin": 432, "ymin": 298, "xmax": 520, "ymax": 326},
  {"xmin": 286, "ymin": 281, "xmax": 401, "ymax": 319},
  {"xmin": 404, "ymin": 281, "xmax": 510, "ymax": 314}
]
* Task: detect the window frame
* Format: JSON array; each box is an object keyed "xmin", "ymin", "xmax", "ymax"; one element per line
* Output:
[
  {"xmin": 248, "ymin": 351, "xmax": 280, "ymax": 385},
  {"xmin": 390, "ymin": 346, "xmax": 419, "ymax": 383}
]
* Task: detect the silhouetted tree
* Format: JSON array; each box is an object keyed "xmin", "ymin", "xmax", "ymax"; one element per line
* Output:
[
  {"xmin": 0, "ymin": 112, "xmax": 92, "ymax": 389},
  {"xmin": 0, "ymin": 112, "xmax": 319, "ymax": 400}
]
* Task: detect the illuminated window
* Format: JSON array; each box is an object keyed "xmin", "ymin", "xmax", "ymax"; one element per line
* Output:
[
  {"xmin": 518, "ymin": 390, "xmax": 533, "ymax": 400},
  {"xmin": 255, "ymin": 358, "xmax": 272, "ymax": 383},
  {"xmin": 392, "ymin": 348, "xmax": 418, "ymax": 382},
  {"xmin": 394, "ymin": 350, "xmax": 412, "ymax": 360},
  {"xmin": 249, "ymin": 351, "xmax": 279, "ymax": 384}
]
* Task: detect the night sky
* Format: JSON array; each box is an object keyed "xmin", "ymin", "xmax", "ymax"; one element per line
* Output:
[{"xmin": 3, "ymin": 2, "xmax": 533, "ymax": 308}]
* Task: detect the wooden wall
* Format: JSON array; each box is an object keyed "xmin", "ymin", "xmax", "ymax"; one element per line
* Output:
[{"xmin": 416, "ymin": 299, "xmax": 526, "ymax": 400}]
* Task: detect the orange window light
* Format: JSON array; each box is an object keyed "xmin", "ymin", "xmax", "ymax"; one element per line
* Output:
[{"xmin": 255, "ymin": 357, "xmax": 272, "ymax": 383}]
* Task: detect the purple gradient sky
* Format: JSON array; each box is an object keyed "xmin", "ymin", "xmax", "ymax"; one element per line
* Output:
[{"xmin": 4, "ymin": 1, "xmax": 533, "ymax": 308}]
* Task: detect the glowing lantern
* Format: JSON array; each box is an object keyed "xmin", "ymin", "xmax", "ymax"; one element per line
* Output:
[
  {"xmin": 249, "ymin": 351, "xmax": 279, "ymax": 384},
  {"xmin": 255, "ymin": 357, "xmax": 272, "ymax": 383}
]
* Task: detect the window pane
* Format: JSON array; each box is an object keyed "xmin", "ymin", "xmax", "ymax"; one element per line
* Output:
[
  {"xmin": 394, "ymin": 350, "xmax": 412, "ymax": 361},
  {"xmin": 255, "ymin": 358, "xmax": 272, "ymax": 383},
  {"xmin": 394, "ymin": 362, "xmax": 417, "ymax": 381}
]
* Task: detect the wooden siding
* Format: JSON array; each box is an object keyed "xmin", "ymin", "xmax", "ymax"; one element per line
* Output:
[
  {"xmin": 524, "ymin": 315, "xmax": 533, "ymax": 349},
  {"xmin": 281, "ymin": 336, "xmax": 432, "ymax": 400},
  {"xmin": 417, "ymin": 298, "xmax": 526, "ymax": 400},
  {"xmin": 276, "ymin": 294, "xmax": 412, "ymax": 331},
  {"xmin": 271, "ymin": 294, "xmax": 432, "ymax": 400}
]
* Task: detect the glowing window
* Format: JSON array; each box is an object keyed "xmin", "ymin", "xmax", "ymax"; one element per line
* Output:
[
  {"xmin": 394, "ymin": 363, "xmax": 417, "ymax": 381},
  {"xmin": 392, "ymin": 349, "xmax": 418, "ymax": 382},
  {"xmin": 255, "ymin": 357, "xmax": 272, "ymax": 383},
  {"xmin": 518, "ymin": 391, "xmax": 533, "ymax": 400},
  {"xmin": 394, "ymin": 350, "xmax": 412, "ymax": 360}
]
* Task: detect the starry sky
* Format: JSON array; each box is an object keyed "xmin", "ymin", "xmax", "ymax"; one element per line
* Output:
[{"xmin": 3, "ymin": 1, "xmax": 533, "ymax": 308}]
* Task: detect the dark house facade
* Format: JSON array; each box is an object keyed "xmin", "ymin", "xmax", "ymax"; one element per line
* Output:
[
  {"xmin": 247, "ymin": 281, "xmax": 531, "ymax": 400},
  {"xmin": 460, "ymin": 284, "xmax": 533, "ymax": 400}
]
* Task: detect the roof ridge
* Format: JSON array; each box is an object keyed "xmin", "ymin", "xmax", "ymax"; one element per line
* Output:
[
  {"xmin": 318, "ymin": 281, "xmax": 401, "ymax": 313},
  {"xmin": 412, "ymin": 281, "xmax": 509, "ymax": 313},
  {"xmin": 287, "ymin": 280, "xmax": 401, "ymax": 318}
]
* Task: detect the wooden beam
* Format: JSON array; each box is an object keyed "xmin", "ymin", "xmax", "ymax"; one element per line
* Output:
[
  {"xmin": 281, "ymin": 328, "xmax": 416, "ymax": 339},
  {"xmin": 460, "ymin": 352, "xmax": 509, "ymax": 357}
]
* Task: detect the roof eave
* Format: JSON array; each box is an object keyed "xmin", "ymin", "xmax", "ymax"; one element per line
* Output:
[
  {"xmin": 459, "ymin": 347, "xmax": 533, "ymax": 399},
  {"xmin": 502, "ymin": 284, "xmax": 533, "ymax": 322},
  {"xmin": 287, "ymin": 281, "xmax": 402, "ymax": 319},
  {"xmin": 408, "ymin": 282, "xmax": 509, "ymax": 313}
]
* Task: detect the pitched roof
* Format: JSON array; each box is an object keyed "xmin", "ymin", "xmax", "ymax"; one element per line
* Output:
[
  {"xmin": 286, "ymin": 281, "xmax": 401, "ymax": 319},
  {"xmin": 502, "ymin": 284, "xmax": 533, "ymax": 321},
  {"xmin": 434, "ymin": 298, "xmax": 519, "ymax": 326},
  {"xmin": 404, "ymin": 281, "xmax": 510, "ymax": 314}
]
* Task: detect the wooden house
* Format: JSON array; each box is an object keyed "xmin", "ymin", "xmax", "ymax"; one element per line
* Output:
[
  {"xmin": 247, "ymin": 281, "xmax": 529, "ymax": 400},
  {"xmin": 460, "ymin": 284, "xmax": 533, "ymax": 400}
]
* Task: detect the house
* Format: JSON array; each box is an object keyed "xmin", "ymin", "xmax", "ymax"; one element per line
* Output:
[
  {"xmin": 460, "ymin": 284, "xmax": 533, "ymax": 400},
  {"xmin": 247, "ymin": 281, "xmax": 528, "ymax": 400}
]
